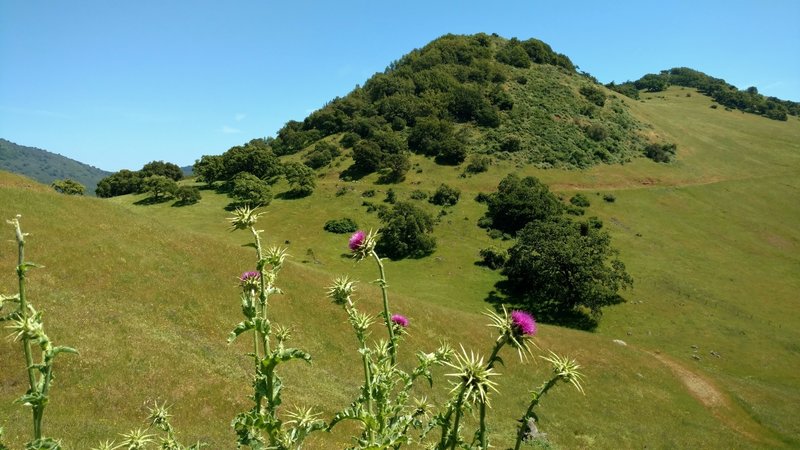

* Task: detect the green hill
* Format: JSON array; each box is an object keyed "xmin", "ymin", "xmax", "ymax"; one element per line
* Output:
[
  {"xmin": 0, "ymin": 138, "xmax": 110, "ymax": 195},
  {"xmin": 1, "ymin": 34, "xmax": 800, "ymax": 448},
  {"xmin": 260, "ymin": 33, "xmax": 652, "ymax": 173}
]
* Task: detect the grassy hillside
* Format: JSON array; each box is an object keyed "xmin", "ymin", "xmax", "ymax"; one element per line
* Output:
[
  {"xmin": 0, "ymin": 138, "xmax": 110, "ymax": 195},
  {"xmin": 1, "ymin": 86, "xmax": 799, "ymax": 448}
]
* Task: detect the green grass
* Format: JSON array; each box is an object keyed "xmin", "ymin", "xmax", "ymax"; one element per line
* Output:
[{"xmin": 1, "ymin": 86, "xmax": 799, "ymax": 448}]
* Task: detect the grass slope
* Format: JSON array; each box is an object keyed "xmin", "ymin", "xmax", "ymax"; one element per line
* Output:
[{"xmin": 1, "ymin": 87, "xmax": 799, "ymax": 449}]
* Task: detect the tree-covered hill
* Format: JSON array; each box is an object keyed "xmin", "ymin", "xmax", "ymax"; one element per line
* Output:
[
  {"xmin": 190, "ymin": 33, "xmax": 654, "ymax": 189},
  {"xmin": 607, "ymin": 67, "xmax": 800, "ymax": 120},
  {"xmin": 0, "ymin": 138, "xmax": 110, "ymax": 195}
]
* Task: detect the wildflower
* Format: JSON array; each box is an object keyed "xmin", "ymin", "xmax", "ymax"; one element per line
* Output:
[
  {"xmin": 348, "ymin": 229, "xmax": 379, "ymax": 260},
  {"xmin": 239, "ymin": 271, "xmax": 260, "ymax": 291},
  {"xmin": 485, "ymin": 306, "xmax": 537, "ymax": 362},
  {"xmin": 391, "ymin": 314, "xmax": 409, "ymax": 328},
  {"xmin": 511, "ymin": 310, "xmax": 537, "ymax": 336},
  {"xmin": 349, "ymin": 230, "xmax": 366, "ymax": 251}
]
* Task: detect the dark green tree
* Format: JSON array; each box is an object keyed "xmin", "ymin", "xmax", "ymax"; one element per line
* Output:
[
  {"xmin": 193, "ymin": 155, "xmax": 225, "ymax": 186},
  {"xmin": 485, "ymin": 174, "xmax": 563, "ymax": 234},
  {"xmin": 352, "ymin": 140, "xmax": 384, "ymax": 173},
  {"xmin": 95, "ymin": 170, "xmax": 143, "ymax": 197},
  {"xmin": 376, "ymin": 202, "xmax": 437, "ymax": 259},
  {"xmin": 51, "ymin": 179, "xmax": 85, "ymax": 195},
  {"xmin": 378, "ymin": 153, "xmax": 410, "ymax": 183},
  {"xmin": 502, "ymin": 217, "xmax": 632, "ymax": 325},
  {"xmin": 141, "ymin": 160, "xmax": 184, "ymax": 181},
  {"xmin": 222, "ymin": 139, "xmax": 282, "ymax": 181},
  {"xmin": 143, "ymin": 175, "xmax": 178, "ymax": 200},
  {"xmin": 283, "ymin": 162, "xmax": 316, "ymax": 197},
  {"xmin": 230, "ymin": 172, "xmax": 273, "ymax": 206}
]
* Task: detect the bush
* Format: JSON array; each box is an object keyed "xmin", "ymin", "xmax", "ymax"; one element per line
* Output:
[
  {"xmin": 644, "ymin": 142, "xmax": 677, "ymax": 163},
  {"xmin": 323, "ymin": 218, "xmax": 358, "ymax": 234},
  {"xmin": 579, "ymin": 85, "xmax": 606, "ymax": 107},
  {"xmin": 384, "ymin": 188, "xmax": 397, "ymax": 204},
  {"xmin": 465, "ymin": 155, "xmax": 491, "ymax": 173},
  {"xmin": 570, "ymin": 193, "xmax": 591, "ymax": 207},
  {"xmin": 409, "ymin": 189, "xmax": 428, "ymax": 200},
  {"xmin": 362, "ymin": 189, "xmax": 376, "ymax": 198},
  {"xmin": 175, "ymin": 186, "xmax": 201, "ymax": 205},
  {"xmin": 585, "ymin": 123, "xmax": 608, "ymax": 142},
  {"xmin": 51, "ymin": 179, "xmax": 85, "ymax": 195},
  {"xmin": 479, "ymin": 246, "xmax": 507, "ymax": 270},
  {"xmin": 603, "ymin": 194, "xmax": 616, "ymax": 203},
  {"xmin": 565, "ymin": 205, "xmax": 585, "ymax": 216},
  {"xmin": 430, "ymin": 184, "xmax": 461, "ymax": 206}
]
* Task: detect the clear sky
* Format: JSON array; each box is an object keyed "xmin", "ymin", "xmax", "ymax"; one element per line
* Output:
[{"xmin": 1, "ymin": 0, "xmax": 798, "ymax": 171}]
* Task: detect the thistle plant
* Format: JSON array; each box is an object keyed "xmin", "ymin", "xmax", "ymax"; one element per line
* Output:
[
  {"xmin": 1, "ymin": 215, "xmax": 77, "ymax": 449},
  {"xmin": 227, "ymin": 206, "xmax": 324, "ymax": 449},
  {"xmin": 513, "ymin": 352, "xmax": 585, "ymax": 450},
  {"xmin": 327, "ymin": 231, "xmax": 453, "ymax": 448}
]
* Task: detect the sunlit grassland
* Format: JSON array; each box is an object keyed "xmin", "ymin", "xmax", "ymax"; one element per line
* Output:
[{"xmin": 1, "ymin": 87, "xmax": 799, "ymax": 448}]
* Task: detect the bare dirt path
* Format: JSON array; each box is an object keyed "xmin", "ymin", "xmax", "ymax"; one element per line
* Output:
[{"xmin": 650, "ymin": 352, "xmax": 780, "ymax": 447}]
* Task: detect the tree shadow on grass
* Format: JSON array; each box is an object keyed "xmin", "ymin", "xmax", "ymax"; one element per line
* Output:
[
  {"xmin": 484, "ymin": 280, "xmax": 599, "ymax": 331},
  {"xmin": 133, "ymin": 196, "xmax": 172, "ymax": 206},
  {"xmin": 275, "ymin": 189, "xmax": 311, "ymax": 200},
  {"xmin": 338, "ymin": 164, "xmax": 371, "ymax": 181}
]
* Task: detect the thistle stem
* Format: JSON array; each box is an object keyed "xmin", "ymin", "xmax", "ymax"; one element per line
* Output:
[
  {"xmin": 12, "ymin": 219, "xmax": 41, "ymax": 440},
  {"xmin": 370, "ymin": 250, "xmax": 396, "ymax": 365},
  {"xmin": 448, "ymin": 388, "xmax": 467, "ymax": 450},
  {"xmin": 477, "ymin": 336, "xmax": 507, "ymax": 449},
  {"xmin": 513, "ymin": 377, "xmax": 559, "ymax": 450}
]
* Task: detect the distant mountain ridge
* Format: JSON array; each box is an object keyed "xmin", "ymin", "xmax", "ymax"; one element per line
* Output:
[{"xmin": 0, "ymin": 138, "xmax": 110, "ymax": 195}]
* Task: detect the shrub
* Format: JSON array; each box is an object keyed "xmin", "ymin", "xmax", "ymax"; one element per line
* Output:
[
  {"xmin": 323, "ymin": 217, "xmax": 359, "ymax": 234},
  {"xmin": 644, "ymin": 142, "xmax": 677, "ymax": 163},
  {"xmin": 362, "ymin": 189, "xmax": 376, "ymax": 198},
  {"xmin": 570, "ymin": 193, "xmax": 591, "ymax": 207},
  {"xmin": 51, "ymin": 179, "xmax": 85, "ymax": 195},
  {"xmin": 430, "ymin": 184, "xmax": 461, "ymax": 206},
  {"xmin": 340, "ymin": 132, "xmax": 360, "ymax": 148},
  {"xmin": 175, "ymin": 186, "xmax": 201, "ymax": 205},
  {"xmin": 603, "ymin": 194, "xmax": 616, "ymax": 203},
  {"xmin": 474, "ymin": 192, "xmax": 491, "ymax": 203},
  {"xmin": 479, "ymin": 246, "xmax": 507, "ymax": 270},
  {"xmin": 585, "ymin": 123, "xmax": 608, "ymax": 142},
  {"xmin": 465, "ymin": 155, "xmax": 491, "ymax": 173},
  {"xmin": 579, "ymin": 85, "xmax": 606, "ymax": 107},
  {"xmin": 409, "ymin": 189, "xmax": 428, "ymax": 200},
  {"xmin": 384, "ymin": 188, "xmax": 397, "ymax": 204},
  {"xmin": 565, "ymin": 205, "xmax": 585, "ymax": 216}
]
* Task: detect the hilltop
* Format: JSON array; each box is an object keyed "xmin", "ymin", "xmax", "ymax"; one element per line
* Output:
[{"xmin": 0, "ymin": 138, "xmax": 110, "ymax": 195}]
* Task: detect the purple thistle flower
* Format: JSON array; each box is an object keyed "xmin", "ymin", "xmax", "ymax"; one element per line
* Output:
[
  {"xmin": 349, "ymin": 230, "xmax": 366, "ymax": 252},
  {"xmin": 510, "ymin": 310, "xmax": 536, "ymax": 336},
  {"xmin": 391, "ymin": 314, "xmax": 409, "ymax": 328},
  {"xmin": 240, "ymin": 271, "xmax": 260, "ymax": 283}
]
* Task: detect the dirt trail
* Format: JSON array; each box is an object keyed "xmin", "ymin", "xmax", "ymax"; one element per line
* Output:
[{"xmin": 650, "ymin": 352, "xmax": 780, "ymax": 447}]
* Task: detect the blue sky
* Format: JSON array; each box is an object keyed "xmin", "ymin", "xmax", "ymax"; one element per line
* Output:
[{"xmin": 1, "ymin": 0, "xmax": 798, "ymax": 171}]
